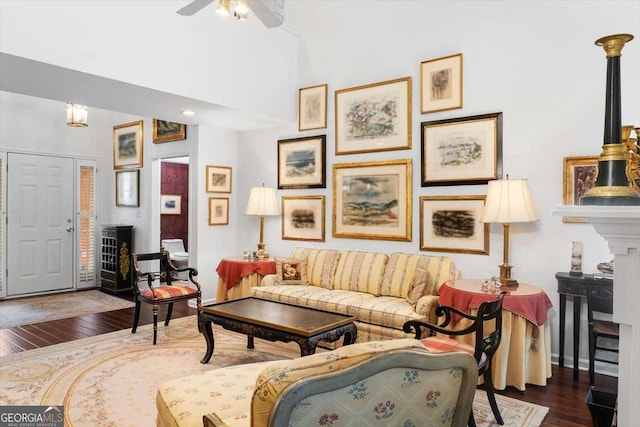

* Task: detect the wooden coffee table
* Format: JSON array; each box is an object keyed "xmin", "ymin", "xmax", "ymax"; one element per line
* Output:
[{"xmin": 198, "ymin": 297, "xmax": 357, "ymax": 363}]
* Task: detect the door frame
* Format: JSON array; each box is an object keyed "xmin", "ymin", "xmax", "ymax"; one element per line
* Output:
[{"xmin": 0, "ymin": 151, "xmax": 7, "ymax": 299}]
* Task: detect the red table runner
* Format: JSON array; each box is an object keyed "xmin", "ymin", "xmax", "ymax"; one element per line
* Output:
[
  {"xmin": 438, "ymin": 280, "xmax": 553, "ymax": 326},
  {"xmin": 216, "ymin": 257, "xmax": 276, "ymax": 290}
]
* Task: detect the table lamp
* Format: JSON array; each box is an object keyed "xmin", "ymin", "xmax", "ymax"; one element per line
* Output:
[
  {"xmin": 244, "ymin": 185, "xmax": 280, "ymax": 258},
  {"xmin": 482, "ymin": 177, "xmax": 539, "ymax": 287}
]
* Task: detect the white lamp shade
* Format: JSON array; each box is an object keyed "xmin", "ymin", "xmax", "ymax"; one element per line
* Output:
[
  {"xmin": 66, "ymin": 103, "xmax": 88, "ymax": 127},
  {"xmin": 244, "ymin": 186, "xmax": 280, "ymax": 216},
  {"xmin": 482, "ymin": 179, "xmax": 539, "ymax": 223}
]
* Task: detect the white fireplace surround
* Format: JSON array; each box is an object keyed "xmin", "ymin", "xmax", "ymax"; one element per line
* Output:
[{"xmin": 553, "ymin": 205, "xmax": 640, "ymax": 426}]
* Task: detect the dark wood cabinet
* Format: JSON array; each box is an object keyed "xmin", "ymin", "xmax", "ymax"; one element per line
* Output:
[{"xmin": 100, "ymin": 225, "xmax": 134, "ymax": 294}]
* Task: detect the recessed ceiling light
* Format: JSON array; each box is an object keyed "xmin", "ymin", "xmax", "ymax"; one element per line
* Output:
[{"xmin": 182, "ymin": 110, "xmax": 195, "ymax": 116}]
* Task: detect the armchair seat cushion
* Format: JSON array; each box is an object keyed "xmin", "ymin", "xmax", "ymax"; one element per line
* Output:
[
  {"xmin": 421, "ymin": 336, "xmax": 487, "ymax": 367},
  {"xmin": 140, "ymin": 285, "xmax": 199, "ymax": 300}
]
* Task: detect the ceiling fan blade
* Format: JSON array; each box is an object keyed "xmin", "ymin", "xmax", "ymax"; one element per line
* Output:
[{"xmin": 176, "ymin": 0, "xmax": 215, "ymax": 16}]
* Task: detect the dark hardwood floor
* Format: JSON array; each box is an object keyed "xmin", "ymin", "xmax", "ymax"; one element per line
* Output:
[{"xmin": 0, "ymin": 293, "xmax": 616, "ymax": 426}]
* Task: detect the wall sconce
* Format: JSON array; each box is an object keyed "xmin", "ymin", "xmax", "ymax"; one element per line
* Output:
[
  {"xmin": 481, "ymin": 176, "xmax": 539, "ymax": 287},
  {"xmin": 244, "ymin": 185, "xmax": 279, "ymax": 257},
  {"xmin": 66, "ymin": 103, "xmax": 88, "ymax": 127}
]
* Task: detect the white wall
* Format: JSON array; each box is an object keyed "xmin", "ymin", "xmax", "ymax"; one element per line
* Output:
[{"xmin": 235, "ymin": 1, "xmax": 640, "ymax": 371}]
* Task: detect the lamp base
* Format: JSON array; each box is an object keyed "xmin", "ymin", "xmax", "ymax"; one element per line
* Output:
[{"xmin": 500, "ymin": 277, "xmax": 519, "ymax": 289}]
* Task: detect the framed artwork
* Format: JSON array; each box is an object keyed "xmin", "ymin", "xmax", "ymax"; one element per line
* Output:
[
  {"xmin": 334, "ymin": 76, "xmax": 412, "ymax": 155},
  {"xmin": 206, "ymin": 165, "xmax": 232, "ymax": 193},
  {"xmin": 281, "ymin": 195, "xmax": 325, "ymax": 242},
  {"xmin": 278, "ymin": 135, "xmax": 326, "ymax": 189},
  {"xmin": 562, "ymin": 156, "xmax": 599, "ymax": 223},
  {"xmin": 421, "ymin": 112, "xmax": 503, "ymax": 186},
  {"xmin": 115, "ymin": 170, "xmax": 139, "ymax": 207},
  {"xmin": 420, "ymin": 195, "xmax": 489, "ymax": 255},
  {"xmin": 420, "ymin": 53, "xmax": 463, "ymax": 114},
  {"xmin": 152, "ymin": 119, "xmax": 186, "ymax": 143},
  {"xmin": 113, "ymin": 120, "xmax": 143, "ymax": 170},
  {"xmin": 298, "ymin": 84, "xmax": 327, "ymax": 131},
  {"xmin": 209, "ymin": 197, "xmax": 229, "ymax": 226},
  {"xmin": 160, "ymin": 195, "xmax": 181, "ymax": 215},
  {"xmin": 332, "ymin": 159, "xmax": 412, "ymax": 241}
]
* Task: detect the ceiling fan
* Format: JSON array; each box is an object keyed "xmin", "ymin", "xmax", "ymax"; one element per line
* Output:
[{"xmin": 177, "ymin": 0, "xmax": 284, "ymax": 28}]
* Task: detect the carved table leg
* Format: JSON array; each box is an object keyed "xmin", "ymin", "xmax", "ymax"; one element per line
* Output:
[{"xmin": 199, "ymin": 315, "xmax": 215, "ymax": 364}]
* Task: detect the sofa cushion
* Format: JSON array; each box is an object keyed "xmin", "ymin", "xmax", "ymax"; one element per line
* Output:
[
  {"xmin": 333, "ymin": 251, "xmax": 388, "ymax": 295},
  {"xmin": 380, "ymin": 253, "xmax": 458, "ymax": 298},
  {"xmin": 290, "ymin": 247, "xmax": 341, "ymax": 289},
  {"xmin": 348, "ymin": 296, "xmax": 426, "ymax": 331},
  {"xmin": 250, "ymin": 284, "xmax": 328, "ymax": 306},
  {"xmin": 251, "ymin": 339, "xmax": 427, "ymax": 426},
  {"xmin": 274, "ymin": 256, "xmax": 308, "ymax": 285}
]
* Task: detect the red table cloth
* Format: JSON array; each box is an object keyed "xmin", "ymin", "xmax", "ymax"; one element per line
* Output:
[
  {"xmin": 216, "ymin": 257, "xmax": 276, "ymax": 290},
  {"xmin": 438, "ymin": 279, "xmax": 553, "ymax": 326}
]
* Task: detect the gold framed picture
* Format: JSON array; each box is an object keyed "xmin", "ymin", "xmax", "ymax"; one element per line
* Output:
[
  {"xmin": 209, "ymin": 197, "xmax": 229, "ymax": 226},
  {"xmin": 335, "ymin": 77, "xmax": 411, "ymax": 155},
  {"xmin": 332, "ymin": 159, "xmax": 412, "ymax": 241},
  {"xmin": 281, "ymin": 195, "xmax": 325, "ymax": 242},
  {"xmin": 562, "ymin": 156, "xmax": 599, "ymax": 223},
  {"xmin": 113, "ymin": 120, "xmax": 143, "ymax": 170},
  {"xmin": 420, "ymin": 53, "xmax": 463, "ymax": 114},
  {"xmin": 421, "ymin": 112, "xmax": 503, "ymax": 186},
  {"xmin": 298, "ymin": 84, "xmax": 327, "ymax": 131},
  {"xmin": 152, "ymin": 119, "xmax": 186, "ymax": 143},
  {"xmin": 420, "ymin": 195, "xmax": 489, "ymax": 255},
  {"xmin": 206, "ymin": 165, "xmax": 232, "ymax": 193}
]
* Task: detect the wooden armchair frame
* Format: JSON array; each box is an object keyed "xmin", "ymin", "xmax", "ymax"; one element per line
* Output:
[
  {"xmin": 131, "ymin": 249, "xmax": 202, "ymax": 344},
  {"xmin": 404, "ymin": 291, "xmax": 507, "ymax": 426}
]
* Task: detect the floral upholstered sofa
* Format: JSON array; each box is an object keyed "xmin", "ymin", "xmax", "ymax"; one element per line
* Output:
[
  {"xmin": 156, "ymin": 339, "xmax": 478, "ymax": 427},
  {"xmin": 249, "ymin": 247, "xmax": 460, "ymax": 343}
]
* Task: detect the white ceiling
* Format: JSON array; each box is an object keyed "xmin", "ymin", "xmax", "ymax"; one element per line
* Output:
[{"xmin": 0, "ymin": 0, "xmax": 297, "ymax": 131}]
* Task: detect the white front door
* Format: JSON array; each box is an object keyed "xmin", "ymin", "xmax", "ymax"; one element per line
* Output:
[{"xmin": 7, "ymin": 153, "xmax": 74, "ymax": 295}]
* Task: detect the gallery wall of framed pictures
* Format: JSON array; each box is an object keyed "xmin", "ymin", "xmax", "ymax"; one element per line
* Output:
[{"xmin": 282, "ymin": 50, "xmax": 499, "ymax": 254}]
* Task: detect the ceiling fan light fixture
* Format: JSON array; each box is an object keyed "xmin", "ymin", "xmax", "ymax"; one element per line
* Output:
[
  {"xmin": 216, "ymin": 0, "xmax": 230, "ymax": 16},
  {"xmin": 234, "ymin": 0, "xmax": 249, "ymax": 20}
]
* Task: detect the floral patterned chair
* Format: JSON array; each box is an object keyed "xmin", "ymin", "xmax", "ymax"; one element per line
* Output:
[{"xmin": 156, "ymin": 339, "xmax": 477, "ymax": 427}]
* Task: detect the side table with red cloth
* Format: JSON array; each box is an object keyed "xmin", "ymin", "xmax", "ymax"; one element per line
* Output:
[
  {"xmin": 215, "ymin": 256, "xmax": 276, "ymax": 302},
  {"xmin": 433, "ymin": 279, "xmax": 553, "ymax": 391}
]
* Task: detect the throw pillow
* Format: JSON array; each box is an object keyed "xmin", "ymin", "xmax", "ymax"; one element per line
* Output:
[
  {"xmin": 406, "ymin": 267, "xmax": 431, "ymax": 306},
  {"xmin": 275, "ymin": 257, "xmax": 308, "ymax": 285}
]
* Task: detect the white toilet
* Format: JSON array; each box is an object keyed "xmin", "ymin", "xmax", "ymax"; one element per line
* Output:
[{"xmin": 161, "ymin": 239, "xmax": 189, "ymax": 278}]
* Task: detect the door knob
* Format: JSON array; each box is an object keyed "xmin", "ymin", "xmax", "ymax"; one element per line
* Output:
[{"xmin": 66, "ymin": 226, "xmax": 74, "ymax": 232}]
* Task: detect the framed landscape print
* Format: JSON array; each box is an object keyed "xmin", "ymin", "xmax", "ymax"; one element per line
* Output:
[
  {"xmin": 562, "ymin": 155, "xmax": 599, "ymax": 223},
  {"xmin": 334, "ymin": 77, "xmax": 411, "ymax": 155},
  {"xmin": 420, "ymin": 53, "xmax": 463, "ymax": 114},
  {"xmin": 113, "ymin": 120, "xmax": 143, "ymax": 170},
  {"xmin": 115, "ymin": 170, "xmax": 139, "ymax": 207},
  {"xmin": 278, "ymin": 135, "xmax": 326, "ymax": 189},
  {"xmin": 206, "ymin": 165, "xmax": 232, "ymax": 193},
  {"xmin": 160, "ymin": 195, "xmax": 181, "ymax": 215},
  {"xmin": 281, "ymin": 195, "xmax": 325, "ymax": 242},
  {"xmin": 420, "ymin": 195, "xmax": 489, "ymax": 255},
  {"xmin": 333, "ymin": 159, "xmax": 412, "ymax": 241},
  {"xmin": 152, "ymin": 119, "xmax": 186, "ymax": 143},
  {"xmin": 298, "ymin": 84, "xmax": 327, "ymax": 131},
  {"xmin": 421, "ymin": 112, "xmax": 503, "ymax": 186},
  {"xmin": 208, "ymin": 197, "xmax": 229, "ymax": 226}
]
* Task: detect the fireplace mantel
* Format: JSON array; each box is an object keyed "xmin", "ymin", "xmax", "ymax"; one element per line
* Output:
[{"xmin": 553, "ymin": 205, "xmax": 640, "ymax": 426}]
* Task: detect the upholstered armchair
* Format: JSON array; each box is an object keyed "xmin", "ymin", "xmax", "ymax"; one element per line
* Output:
[{"xmin": 157, "ymin": 339, "xmax": 478, "ymax": 427}]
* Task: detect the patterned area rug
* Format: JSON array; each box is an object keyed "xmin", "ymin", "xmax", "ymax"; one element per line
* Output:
[
  {"xmin": 0, "ymin": 290, "xmax": 135, "ymax": 328},
  {"xmin": 0, "ymin": 316, "xmax": 548, "ymax": 427}
]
